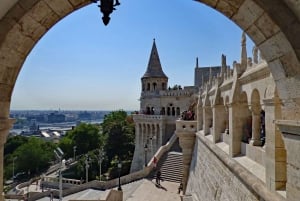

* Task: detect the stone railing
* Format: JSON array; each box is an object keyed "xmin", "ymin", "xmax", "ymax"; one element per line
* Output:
[
  {"xmin": 148, "ymin": 131, "xmax": 178, "ymax": 165},
  {"xmin": 160, "ymin": 90, "xmax": 193, "ymax": 97},
  {"xmin": 133, "ymin": 114, "xmax": 166, "ymax": 121},
  {"xmin": 141, "ymin": 91, "xmax": 159, "ymax": 97},
  {"xmin": 13, "ymin": 176, "xmax": 40, "ymax": 195},
  {"xmin": 175, "ymin": 120, "xmax": 197, "ymax": 194}
]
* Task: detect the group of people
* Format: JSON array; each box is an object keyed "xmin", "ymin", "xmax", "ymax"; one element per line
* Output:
[{"xmin": 180, "ymin": 110, "xmax": 195, "ymax": 121}]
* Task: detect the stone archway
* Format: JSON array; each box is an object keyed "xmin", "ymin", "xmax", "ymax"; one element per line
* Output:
[
  {"xmin": 0, "ymin": 0, "xmax": 300, "ymax": 120},
  {"xmin": 1, "ymin": 0, "xmax": 300, "ymax": 200}
]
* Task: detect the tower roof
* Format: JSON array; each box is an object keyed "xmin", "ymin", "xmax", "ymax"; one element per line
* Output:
[{"xmin": 142, "ymin": 39, "xmax": 168, "ymax": 79}]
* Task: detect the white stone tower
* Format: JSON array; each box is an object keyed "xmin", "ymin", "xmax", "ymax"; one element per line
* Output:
[{"xmin": 130, "ymin": 39, "xmax": 197, "ymax": 172}]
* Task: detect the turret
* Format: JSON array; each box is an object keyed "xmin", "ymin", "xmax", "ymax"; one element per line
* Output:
[{"xmin": 141, "ymin": 39, "xmax": 168, "ymax": 93}]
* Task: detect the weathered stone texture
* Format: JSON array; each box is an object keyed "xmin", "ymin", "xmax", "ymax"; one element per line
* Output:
[
  {"xmin": 45, "ymin": 0, "xmax": 73, "ymax": 18},
  {"xmin": 186, "ymin": 137, "xmax": 259, "ymax": 201},
  {"xmin": 232, "ymin": 0, "xmax": 264, "ymax": 31},
  {"xmin": 255, "ymin": 13, "xmax": 280, "ymax": 39},
  {"xmin": 68, "ymin": 0, "xmax": 91, "ymax": 9},
  {"xmin": 29, "ymin": 0, "xmax": 60, "ymax": 29}
]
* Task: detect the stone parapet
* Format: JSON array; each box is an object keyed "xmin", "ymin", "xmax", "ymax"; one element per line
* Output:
[
  {"xmin": 176, "ymin": 120, "xmax": 196, "ymax": 194},
  {"xmin": 175, "ymin": 120, "xmax": 197, "ymax": 133},
  {"xmin": 276, "ymin": 120, "xmax": 300, "ymax": 201},
  {"xmin": 133, "ymin": 114, "xmax": 166, "ymax": 122},
  {"xmin": 192, "ymin": 132, "xmax": 284, "ymax": 201}
]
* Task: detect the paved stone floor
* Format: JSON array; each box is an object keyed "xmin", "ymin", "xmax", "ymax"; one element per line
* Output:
[
  {"xmin": 6, "ymin": 178, "xmax": 181, "ymax": 201},
  {"xmin": 125, "ymin": 179, "xmax": 181, "ymax": 201}
]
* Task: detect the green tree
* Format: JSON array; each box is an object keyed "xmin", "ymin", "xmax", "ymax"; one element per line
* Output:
[
  {"xmin": 4, "ymin": 135, "xmax": 28, "ymax": 156},
  {"xmin": 59, "ymin": 123, "xmax": 103, "ymax": 159},
  {"xmin": 13, "ymin": 137, "xmax": 55, "ymax": 176},
  {"xmin": 102, "ymin": 110, "xmax": 135, "ymax": 163}
]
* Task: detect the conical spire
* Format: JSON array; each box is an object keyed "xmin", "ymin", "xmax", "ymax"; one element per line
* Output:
[{"xmin": 142, "ymin": 39, "xmax": 168, "ymax": 78}]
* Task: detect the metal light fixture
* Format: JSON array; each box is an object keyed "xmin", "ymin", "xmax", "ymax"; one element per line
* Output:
[
  {"xmin": 92, "ymin": 0, "xmax": 121, "ymax": 25},
  {"xmin": 54, "ymin": 147, "xmax": 64, "ymax": 201},
  {"xmin": 85, "ymin": 155, "xmax": 90, "ymax": 183},
  {"xmin": 73, "ymin": 146, "xmax": 77, "ymax": 161},
  {"xmin": 98, "ymin": 148, "xmax": 105, "ymax": 181},
  {"xmin": 117, "ymin": 160, "xmax": 122, "ymax": 191}
]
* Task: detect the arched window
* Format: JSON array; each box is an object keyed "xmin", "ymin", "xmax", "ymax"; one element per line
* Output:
[
  {"xmin": 172, "ymin": 107, "xmax": 176, "ymax": 116},
  {"xmin": 142, "ymin": 84, "xmax": 145, "ymax": 91},
  {"xmin": 147, "ymin": 83, "xmax": 150, "ymax": 91},
  {"xmin": 176, "ymin": 107, "xmax": 180, "ymax": 116},
  {"xmin": 162, "ymin": 83, "xmax": 166, "ymax": 90},
  {"xmin": 167, "ymin": 107, "xmax": 171, "ymax": 116},
  {"xmin": 146, "ymin": 107, "xmax": 151, "ymax": 115},
  {"xmin": 153, "ymin": 83, "xmax": 157, "ymax": 91},
  {"xmin": 160, "ymin": 107, "xmax": 165, "ymax": 115}
]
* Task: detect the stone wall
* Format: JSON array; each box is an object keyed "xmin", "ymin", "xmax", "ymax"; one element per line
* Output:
[{"xmin": 186, "ymin": 136, "xmax": 260, "ymax": 201}]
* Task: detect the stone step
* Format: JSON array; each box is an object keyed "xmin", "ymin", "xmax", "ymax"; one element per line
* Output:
[{"xmin": 149, "ymin": 151, "xmax": 183, "ymax": 183}]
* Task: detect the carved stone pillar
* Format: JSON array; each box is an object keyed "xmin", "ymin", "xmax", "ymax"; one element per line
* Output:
[
  {"xmin": 213, "ymin": 105, "xmax": 226, "ymax": 143},
  {"xmin": 229, "ymin": 103, "xmax": 247, "ymax": 157},
  {"xmin": 0, "ymin": 118, "xmax": 15, "ymax": 201},
  {"xmin": 175, "ymin": 120, "xmax": 196, "ymax": 195},
  {"xmin": 135, "ymin": 124, "xmax": 140, "ymax": 148},
  {"xmin": 203, "ymin": 106, "xmax": 212, "ymax": 135},
  {"xmin": 250, "ymin": 105, "xmax": 262, "ymax": 146},
  {"xmin": 276, "ymin": 120, "xmax": 300, "ymax": 201},
  {"xmin": 197, "ymin": 96, "xmax": 203, "ymax": 131},
  {"xmin": 159, "ymin": 123, "xmax": 164, "ymax": 146},
  {"xmin": 264, "ymin": 98, "xmax": 286, "ymax": 191}
]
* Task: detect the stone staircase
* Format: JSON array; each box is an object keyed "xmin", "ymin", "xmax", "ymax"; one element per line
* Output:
[{"xmin": 149, "ymin": 151, "xmax": 183, "ymax": 183}]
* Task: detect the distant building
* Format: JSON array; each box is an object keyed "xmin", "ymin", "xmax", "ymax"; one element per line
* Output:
[{"xmin": 47, "ymin": 112, "xmax": 66, "ymax": 123}]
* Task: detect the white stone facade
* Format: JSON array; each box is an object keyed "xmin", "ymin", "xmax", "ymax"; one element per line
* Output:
[
  {"xmin": 130, "ymin": 40, "xmax": 197, "ymax": 172},
  {"xmin": 2, "ymin": 1, "xmax": 300, "ymax": 201}
]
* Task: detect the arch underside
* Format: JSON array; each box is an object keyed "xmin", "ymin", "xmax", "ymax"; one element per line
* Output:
[{"xmin": 1, "ymin": 0, "xmax": 300, "ymax": 119}]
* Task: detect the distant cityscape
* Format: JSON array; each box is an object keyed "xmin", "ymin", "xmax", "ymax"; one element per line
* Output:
[{"xmin": 9, "ymin": 110, "xmax": 113, "ymax": 139}]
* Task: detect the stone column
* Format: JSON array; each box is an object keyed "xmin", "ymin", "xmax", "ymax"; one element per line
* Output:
[
  {"xmin": 159, "ymin": 123, "xmax": 164, "ymax": 146},
  {"xmin": 154, "ymin": 124, "xmax": 158, "ymax": 150},
  {"xmin": 0, "ymin": 118, "xmax": 15, "ymax": 201},
  {"xmin": 175, "ymin": 120, "xmax": 196, "ymax": 194},
  {"xmin": 197, "ymin": 97, "xmax": 203, "ymax": 131},
  {"xmin": 229, "ymin": 103, "xmax": 247, "ymax": 157},
  {"xmin": 224, "ymin": 105, "xmax": 229, "ymax": 134},
  {"xmin": 276, "ymin": 120, "xmax": 300, "ymax": 201},
  {"xmin": 135, "ymin": 124, "xmax": 140, "ymax": 148},
  {"xmin": 203, "ymin": 106, "xmax": 212, "ymax": 135},
  {"xmin": 264, "ymin": 98, "xmax": 286, "ymax": 191},
  {"xmin": 213, "ymin": 105, "xmax": 226, "ymax": 143},
  {"xmin": 250, "ymin": 105, "xmax": 262, "ymax": 146}
]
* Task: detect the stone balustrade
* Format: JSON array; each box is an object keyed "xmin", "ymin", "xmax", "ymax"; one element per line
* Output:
[
  {"xmin": 133, "ymin": 114, "xmax": 166, "ymax": 121},
  {"xmin": 175, "ymin": 120, "xmax": 197, "ymax": 194}
]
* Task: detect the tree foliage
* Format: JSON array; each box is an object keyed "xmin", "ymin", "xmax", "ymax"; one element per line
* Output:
[
  {"xmin": 59, "ymin": 123, "xmax": 103, "ymax": 158},
  {"xmin": 101, "ymin": 110, "xmax": 135, "ymax": 162},
  {"xmin": 5, "ymin": 137, "xmax": 56, "ymax": 178},
  {"xmin": 4, "ymin": 135, "xmax": 28, "ymax": 156}
]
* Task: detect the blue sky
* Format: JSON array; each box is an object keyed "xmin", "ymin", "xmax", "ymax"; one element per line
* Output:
[{"xmin": 11, "ymin": 0, "xmax": 254, "ymax": 111}]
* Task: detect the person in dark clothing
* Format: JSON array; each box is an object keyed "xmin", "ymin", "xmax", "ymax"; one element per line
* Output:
[
  {"xmin": 178, "ymin": 182, "xmax": 183, "ymax": 194},
  {"xmin": 156, "ymin": 169, "xmax": 161, "ymax": 185}
]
